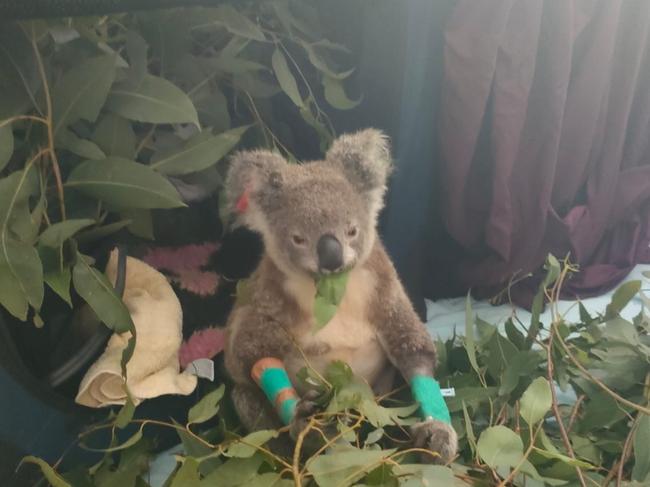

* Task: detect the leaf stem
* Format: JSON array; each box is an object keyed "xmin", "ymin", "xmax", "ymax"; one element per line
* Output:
[
  {"xmin": 0, "ymin": 115, "xmax": 48, "ymax": 129},
  {"xmin": 30, "ymin": 27, "xmax": 66, "ymax": 221}
]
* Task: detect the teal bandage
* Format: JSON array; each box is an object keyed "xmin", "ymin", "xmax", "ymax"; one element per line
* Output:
[
  {"xmin": 259, "ymin": 367, "xmax": 292, "ymax": 403},
  {"xmin": 411, "ymin": 375, "xmax": 452, "ymax": 424},
  {"xmin": 279, "ymin": 397, "xmax": 298, "ymax": 425},
  {"xmin": 252, "ymin": 358, "xmax": 298, "ymax": 425}
]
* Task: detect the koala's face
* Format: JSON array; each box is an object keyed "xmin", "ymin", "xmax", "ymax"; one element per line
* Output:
[
  {"xmin": 258, "ymin": 172, "xmax": 372, "ymax": 275},
  {"xmin": 226, "ymin": 129, "xmax": 392, "ymax": 277}
]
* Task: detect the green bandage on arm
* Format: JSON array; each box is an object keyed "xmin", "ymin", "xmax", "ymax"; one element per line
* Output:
[
  {"xmin": 251, "ymin": 358, "xmax": 298, "ymax": 425},
  {"xmin": 410, "ymin": 375, "xmax": 452, "ymax": 424}
]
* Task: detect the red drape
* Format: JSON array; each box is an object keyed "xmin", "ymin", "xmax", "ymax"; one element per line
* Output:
[{"xmin": 439, "ymin": 0, "xmax": 650, "ymax": 305}]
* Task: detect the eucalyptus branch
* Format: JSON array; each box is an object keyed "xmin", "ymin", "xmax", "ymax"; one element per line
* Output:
[{"xmin": 30, "ymin": 27, "xmax": 66, "ymax": 221}]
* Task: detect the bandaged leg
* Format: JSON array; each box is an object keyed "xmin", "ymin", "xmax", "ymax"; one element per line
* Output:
[
  {"xmin": 251, "ymin": 358, "xmax": 298, "ymax": 425},
  {"xmin": 410, "ymin": 374, "xmax": 451, "ymax": 424}
]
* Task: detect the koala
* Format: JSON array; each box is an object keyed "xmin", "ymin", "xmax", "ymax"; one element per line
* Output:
[{"xmin": 223, "ymin": 129, "xmax": 457, "ymax": 464}]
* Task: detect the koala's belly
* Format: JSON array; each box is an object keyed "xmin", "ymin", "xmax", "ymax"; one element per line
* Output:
[{"xmin": 285, "ymin": 315, "xmax": 389, "ymax": 393}]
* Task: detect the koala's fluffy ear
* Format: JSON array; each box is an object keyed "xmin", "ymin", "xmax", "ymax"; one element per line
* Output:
[
  {"xmin": 225, "ymin": 150, "xmax": 286, "ymax": 224},
  {"xmin": 325, "ymin": 128, "xmax": 393, "ymax": 198}
]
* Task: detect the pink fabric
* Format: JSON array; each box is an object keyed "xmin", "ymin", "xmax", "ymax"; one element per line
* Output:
[
  {"xmin": 142, "ymin": 243, "xmax": 220, "ymax": 296},
  {"xmin": 179, "ymin": 327, "xmax": 226, "ymax": 369}
]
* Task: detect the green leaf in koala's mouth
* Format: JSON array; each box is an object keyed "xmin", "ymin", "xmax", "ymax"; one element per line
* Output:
[{"xmin": 313, "ymin": 271, "xmax": 350, "ymax": 332}]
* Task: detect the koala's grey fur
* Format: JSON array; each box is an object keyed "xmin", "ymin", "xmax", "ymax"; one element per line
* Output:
[{"xmin": 223, "ymin": 129, "xmax": 457, "ymax": 464}]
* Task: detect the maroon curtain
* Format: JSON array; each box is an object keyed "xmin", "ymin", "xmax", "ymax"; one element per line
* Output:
[{"xmin": 439, "ymin": 0, "xmax": 650, "ymax": 305}]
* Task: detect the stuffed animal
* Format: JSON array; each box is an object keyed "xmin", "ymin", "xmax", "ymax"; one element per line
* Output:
[{"xmin": 222, "ymin": 129, "xmax": 457, "ymax": 463}]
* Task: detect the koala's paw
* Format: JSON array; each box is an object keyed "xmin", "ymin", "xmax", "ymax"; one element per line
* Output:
[
  {"xmin": 410, "ymin": 419, "xmax": 458, "ymax": 465},
  {"xmin": 289, "ymin": 389, "xmax": 321, "ymax": 441}
]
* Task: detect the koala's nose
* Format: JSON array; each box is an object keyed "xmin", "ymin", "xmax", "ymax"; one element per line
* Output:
[{"xmin": 317, "ymin": 234, "xmax": 343, "ymax": 272}]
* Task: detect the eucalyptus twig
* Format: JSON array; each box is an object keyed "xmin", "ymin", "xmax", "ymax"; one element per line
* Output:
[
  {"xmin": 301, "ymin": 413, "xmax": 365, "ymax": 476},
  {"xmin": 616, "ymin": 415, "xmax": 638, "ymax": 487},
  {"xmin": 567, "ymin": 394, "xmax": 586, "ymax": 434},
  {"xmin": 555, "ymin": 330, "xmax": 650, "ymax": 416},
  {"xmin": 0, "ymin": 115, "xmax": 48, "ymax": 129},
  {"xmin": 30, "ymin": 28, "xmax": 66, "ymax": 221},
  {"xmin": 293, "ymin": 417, "xmax": 316, "ymax": 487},
  {"xmin": 134, "ymin": 124, "xmax": 157, "ymax": 158},
  {"xmin": 546, "ymin": 261, "xmax": 588, "ymax": 487}
]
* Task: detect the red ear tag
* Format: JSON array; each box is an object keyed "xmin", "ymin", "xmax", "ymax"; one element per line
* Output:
[{"xmin": 235, "ymin": 189, "xmax": 250, "ymax": 213}]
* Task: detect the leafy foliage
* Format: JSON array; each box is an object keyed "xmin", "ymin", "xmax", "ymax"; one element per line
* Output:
[
  {"xmin": 21, "ymin": 256, "xmax": 650, "ymax": 486},
  {"xmin": 0, "ymin": 0, "xmax": 357, "ymax": 330}
]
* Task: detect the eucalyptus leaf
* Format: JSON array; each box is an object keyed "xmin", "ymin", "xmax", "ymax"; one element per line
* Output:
[
  {"xmin": 322, "ymin": 76, "xmax": 361, "ymax": 110},
  {"xmin": 72, "ymin": 253, "xmax": 133, "ymax": 333},
  {"xmin": 121, "ymin": 209, "xmax": 154, "ymax": 240},
  {"xmin": 188, "ymin": 385, "xmax": 225, "ymax": 425},
  {"xmin": 126, "ymin": 30, "xmax": 148, "ymax": 84},
  {"xmin": 92, "ymin": 113, "xmax": 136, "ymax": 159},
  {"xmin": 52, "ymin": 55, "xmax": 117, "ymax": 136},
  {"xmin": 213, "ymin": 5, "xmax": 266, "ymax": 41},
  {"xmin": 632, "ymin": 414, "xmax": 650, "ymax": 482},
  {"xmin": 0, "ymin": 122, "xmax": 13, "ymax": 171},
  {"xmin": 115, "ymin": 392, "xmax": 135, "ymax": 429},
  {"xmin": 170, "ymin": 458, "xmax": 201, "ymax": 487},
  {"xmin": 476, "ymin": 425, "xmax": 524, "ymax": 468},
  {"xmin": 606, "ymin": 280, "xmax": 642, "ymax": 318},
  {"xmin": 56, "ymin": 128, "xmax": 106, "ymax": 160},
  {"xmin": 107, "ymin": 75, "xmax": 199, "ymax": 126},
  {"xmin": 313, "ymin": 271, "xmax": 349, "ymax": 330},
  {"xmin": 19, "ymin": 456, "xmax": 71, "ymax": 487},
  {"xmin": 307, "ymin": 448, "xmax": 396, "ymax": 487},
  {"xmin": 150, "ymin": 125, "xmax": 249, "ymax": 175},
  {"xmin": 0, "ymin": 167, "xmax": 43, "ymax": 318},
  {"xmin": 464, "ymin": 292, "xmax": 480, "ymax": 376},
  {"xmin": 224, "ymin": 430, "xmax": 278, "ymax": 458},
  {"xmin": 302, "ymin": 40, "xmax": 354, "ymax": 80},
  {"xmin": 519, "ymin": 377, "xmax": 552, "ymax": 425},
  {"xmin": 66, "ymin": 158, "xmax": 185, "ymax": 209},
  {"xmin": 397, "ymin": 464, "xmax": 455, "ymax": 486},
  {"xmin": 200, "ymin": 455, "xmax": 265, "ymax": 487},
  {"xmin": 39, "ymin": 218, "xmax": 95, "ymax": 247},
  {"xmin": 272, "ymin": 48, "xmax": 303, "ymax": 108}
]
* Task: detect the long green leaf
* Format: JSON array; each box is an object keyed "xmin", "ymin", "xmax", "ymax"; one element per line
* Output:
[
  {"xmin": 106, "ymin": 74, "xmax": 199, "ymax": 126},
  {"xmin": 19, "ymin": 457, "xmax": 71, "ymax": 487},
  {"xmin": 66, "ymin": 158, "xmax": 185, "ymax": 209},
  {"xmin": 0, "ymin": 167, "xmax": 42, "ymax": 318},
  {"xmin": 464, "ymin": 292, "xmax": 480, "ymax": 376},
  {"xmin": 633, "ymin": 414, "xmax": 650, "ymax": 482},
  {"xmin": 38, "ymin": 218, "xmax": 95, "ymax": 247},
  {"xmin": 72, "ymin": 253, "xmax": 133, "ymax": 333},
  {"xmin": 150, "ymin": 126, "xmax": 249, "ymax": 175},
  {"xmin": 170, "ymin": 458, "xmax": 201, "ymax": 487},
  {"xmin": 306, "ymin": 448, "xmax": 396, "ymax": 487},
  {"xmin": 477, "ymin": 425, "xmax": 524, "ymax": 469},
  {"xmin": 92, "ymin": 113, "xmax": 136, "ymax": 159},
  {"xmin": 519, "ymin": 377, "xmax": 552, "ymax": 425},
  {"xmin": 213, "ymin": 5, "xmax": 266, "ymax": 41},
  {"xmin": 322, "ymin": 75, "xmax": 361, "ymax": 110},
  {"xmin": 188, "ymin": 385, "xmax": 225, "ymax": 425},
  {"xmin": 272, "ymin": 48, "xmax": 303, "ymax": 108},
  {"xmin": 0, "ymin": 122, "xmax": 13, "ymax": 171},
  {"xmin": 52, "ymin": 55, "xmax": 116, "ymax": 136}
]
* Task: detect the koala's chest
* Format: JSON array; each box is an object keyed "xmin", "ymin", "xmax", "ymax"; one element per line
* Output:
[{"xmin": 284, "ymin": 270, "xmax": 389, "ymax": 390}]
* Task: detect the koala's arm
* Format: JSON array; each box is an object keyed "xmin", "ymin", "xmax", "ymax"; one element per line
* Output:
[
  {"xmin": 368, "ymin": 244, "xmax": 437, "ymax": 380},
  {"xmin": 224, "ymin": 275, "xmax": 303, "ymax": 426},
  {"xmin": 369, "ymin": 243, "xmax": 457, "ymax": 463}
]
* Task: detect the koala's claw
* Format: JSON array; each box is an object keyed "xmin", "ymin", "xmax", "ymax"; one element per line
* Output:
[
  {"xmin": 289, "ymin": 389, "xmax": 322, "ymax": 441},
  {"xmin": 410, "ymin": 419, "xmax": 458, "ymax": 465}
]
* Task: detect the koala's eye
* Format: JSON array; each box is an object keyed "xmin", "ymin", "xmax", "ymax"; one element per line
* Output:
[
  {"xmin": 347, "ymin": 226, "xmax": 359, "ymax": 238},
  {"xmin": 292, "ymin": 235, "xmax": 307, "ymax": 246}
]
